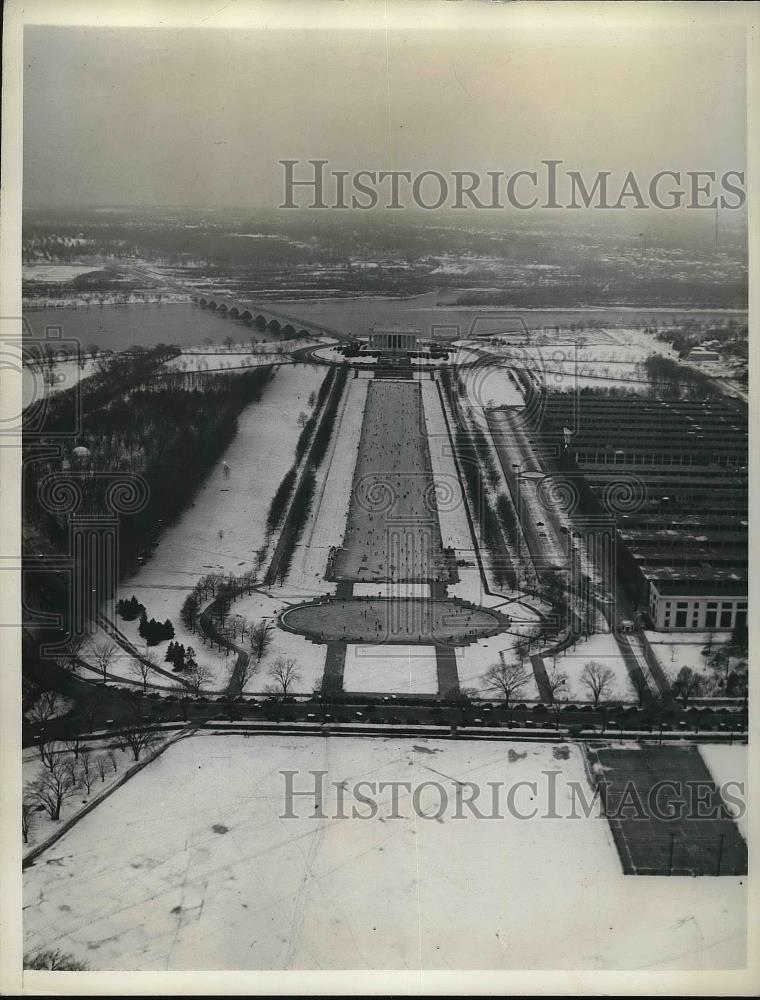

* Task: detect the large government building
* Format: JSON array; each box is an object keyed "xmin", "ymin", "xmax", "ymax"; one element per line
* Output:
[{"xmin": 540, "ymin": 394, "xmax": 748, "ymax": 632}]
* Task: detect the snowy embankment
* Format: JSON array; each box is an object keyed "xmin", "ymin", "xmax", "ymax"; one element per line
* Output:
[
  {"xmin": 162, "ymin": 338, "xmax": 328, "ymax": 372},
  {"xmin": 21, "ymin": 733, "xmax": 173, "ymax": 854},
  {"xmin": 112, "ymin": 365, "xmax": 325, "ymax": 692},
  {"xmin": 22, "ymin": 734, "xmax": 746, "ymax": 971}
]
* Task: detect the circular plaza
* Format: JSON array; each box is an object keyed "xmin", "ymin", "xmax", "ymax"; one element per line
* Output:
[{"xmin": 280, "ymin": 597, "xmax": 510, "ymax": 647}]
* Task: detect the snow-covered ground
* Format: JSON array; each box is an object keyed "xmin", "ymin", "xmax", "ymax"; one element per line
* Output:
[
  {"xmin": 284, "ymin": 378, "xmax": 367, "ymax": 594},
  {"xmin": 551, "ymin": 631, "xmax": 635, "ymax": 703},
  {"xmin": 343, "ymin": 644, "xmax": 439, "ymax": 695},
  {"xmin": 463, "ymin": 327, "xmax": 677, "ymax": 393},
  {"xmin": 22, "ymin": 733, "xmax": 171, "ymax": 853},
  {"xmin": 313, "ymin": 346, "xmax": 376, "ymax": 365},
  {"xmin": 456, "ymin": 634, "xmax": 541, "ymax": 699},
  {"xmin": 353, "ymin": 583, "xmax": 430, "ymax": 598},
  {"xmin": 113, "ymin": 365, "xmax": 324, "ymax": 692},
  {"xmin": 22, "ymin": 734, "xmax": 746, "ymax": 971},
  {"xmin": 23, "ymin": 264, "xmax": 105, "ymax": 283},
  {"xmin": 162, "ymin": 339, "xmax": 326, "ymax": 372},
  {"xmin": 643, "ymin": 631, "xmax": 736, "ymax": 684},
  {"xmin": 22, "ymin": 358, "xmax": 99, "ymax": 407},
  {"xmin": 457, "ymin": 357, "xmax": 526, "ymax": 408},
  {"xmin": 420, "ymin": 380, "xmax": 474, "ymax": 554},
  {"xmin": 699, "ymin": 744, "xmax": 748, "ymax": 839},
  {"xmin": 230, "ymin": 589, "xmax": 326, "ymax": 695}
]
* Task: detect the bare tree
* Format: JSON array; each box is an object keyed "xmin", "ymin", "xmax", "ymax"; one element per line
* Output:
[
  {"xmin": 545, "ymin": 668, "xmax": 568, "ymax": 705},
  {"xmin": 26, "ymin": 691, "xmax": 68, "ymax": 726},
  {"xmin": 22, "ymin": 798, "xmax": 36, "ymax": 844},
  {"xmin": 482, "ymin": 661, "xmax": 529, "ymax": 709},
  {"xmin": 580, "ymin": 661, "xmax": 615, "ymax": 708},
  {"xmin": 106, "ymin": 749, "xmax": 119, "ymax": 773},
  {"xmin": 135, "ymin": 651, "xmax": 157, "ymax": 694},
  {"xmin": 88, "ymin": 639, "xmax": 118, "ymax": 682},
  {"xmin": 57, "ymin": 633, "xmax": 88, "ymax": 671},
  {"xmin": 707, "ymin": 646, "xmax": 732, "ymax": 692},
  {"xmin": 186, "ymin": 660, "xmax": 212, "ymax": 697},
  {"xmin": 297, "ymin": 410, "xmax": 309, "ymax": 428},
  {"xmin": 118, "ymin": 711, "xmax": 160, "ymax": 762},
  {"xmin": 29, "ymin": 756, "xmax": 78, "ymax": 821},
  {"xmin": 170, "ymin": 681, "xmax": 193, "ymax": 721},
  {"xmin": 78, "ymin": 748, "xmax": 94, "ymax": 794},
  {"xmin": 671, "ymin": 666, "xmax": 704, "ymax": 707},
  {"xmin": 80, "ymin": 693, "xmax": 99, "ymax": 732},
  {"xmin": 250, "ymin": 621, "xmax": 275, "ymax": 663},
  {"xmin": 94, "ymin": 754, "xmax": 108, "ymax": 783},
  {"xmin": 37, "ymin": 738, "xmax": 59, "ymax": 771},
  {"xmin": 268, "ymin": 657, "xmax": 301, "ymax": 700},
  {"xmin": 24, "ymin": 949, "xmax": 88, "ymax": 971},
  {"xmin": 65, "ymin": 737, "xmax": 83, "ymax": 760}
]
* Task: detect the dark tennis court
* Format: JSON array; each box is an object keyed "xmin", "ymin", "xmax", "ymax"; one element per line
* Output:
[{"xmin": 589, "ymin": 746, "xmax": 747, "ymax": 876}]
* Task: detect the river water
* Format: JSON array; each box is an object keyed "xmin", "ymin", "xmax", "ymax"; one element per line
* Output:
[{"xmin": 23, "ymin": 301, "xmax": 250, "ymax": 352}]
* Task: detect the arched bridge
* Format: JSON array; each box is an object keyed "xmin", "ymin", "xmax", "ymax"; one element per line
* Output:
[{"xmin": 193, "ymin": 295, "xmax": 350, "ymax": 342}]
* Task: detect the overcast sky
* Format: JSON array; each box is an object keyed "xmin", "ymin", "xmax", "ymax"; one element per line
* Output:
[{"xmin": 23, "ymin": 22, "xmax": 746, "ymax": 209}]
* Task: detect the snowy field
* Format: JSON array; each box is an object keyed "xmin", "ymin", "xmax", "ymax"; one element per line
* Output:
[
  {"xmin": 23, "ymin": 738, "xmax": 124, "ymax": 853},
  {"xmin": 643, "ymin": 631, "xmax": 736, "ymax": 684},
  {"xmin": 456, "ymin": 634, "xmax": 541, "ymax": 700},
  {"xmin": 229, "ymin": 588, "xmax": 327, "ymax": 695},
  {"xmin": 455, "ymin": 355, "xmax": 526, "ymax": 408},
  {"xmin": 23, "ymin": 734, "xmax": 746, "ymax": 971},
  {"xmin": 551, "ymin": 632, "xmax": 635, "ymax": 703},
  {"xmin": 22, "ymin": 358, "xmax": 99, "ymax": 408},
  {"xmin": 114, "ymin": 365, "xmax": 324, "ymax": 691},
  {"xmin": 343, "ymin": 644, "xmax": 439, "ymax": 695},
  {"xmin": 464, "ymin": 327, "xmax": 678, "ymax": 393},
  {"xmin": 23, "ymin": 264, "xmax": 105, "ymax": 283}
]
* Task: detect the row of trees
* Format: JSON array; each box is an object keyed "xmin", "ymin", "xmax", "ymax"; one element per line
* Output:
[
  {"xmin": 266, "ymin": 366, "xmax": 349, "ymax": 586},
  {"xmin": 643, "ymin": 354, "xmax": 716, "ymax": 399},
  {"xmin": 23, "ymin": 707, "xmax": 160, "ymax": 839},
  {"xmin": 440, "ymin": 369, "xmax": 515, "ymax": 589},
  {"xmin": 25, "ymin": 362, "xmax": 275, "ymax": 585},
  {"xmin": 482, "ymin": 658, "xmax": 617, "ymax": 712},
  {"xmin": 265, "ymin": 371, "xmax": 333, "ymax": 537}
]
